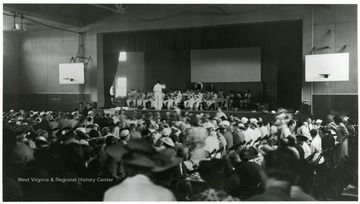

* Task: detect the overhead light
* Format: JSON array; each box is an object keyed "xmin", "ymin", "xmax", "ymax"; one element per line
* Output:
[
  {"xmin": 119, "ymin": 51, "xmax": 127, "ymax": 61},
  {"xmin": 11, "ymin": 13, "xmax": 26, "ymax": 32}
]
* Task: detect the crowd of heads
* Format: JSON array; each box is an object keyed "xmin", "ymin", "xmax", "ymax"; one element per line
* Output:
[{"xmin": 3, "ymin": 107, "xmax": 356, "ymax": 201}]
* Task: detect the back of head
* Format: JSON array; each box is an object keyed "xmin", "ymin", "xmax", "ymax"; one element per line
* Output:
[
  {"xmin": 333, "ymin": 115, "xmax": 342, "ymax": 125},
  {"xmin": 310, "ymin": 129, "xmax": 317, "ymax": 137},
  {"xmin": 263, "ymin": 148, "xmax": 298, "ymax": 184},
  {"xmin": 198, "ymin": 159, "xmax": 239, "ymax": 190}
]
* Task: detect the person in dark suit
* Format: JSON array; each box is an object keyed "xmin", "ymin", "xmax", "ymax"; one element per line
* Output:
[{"xmin": 247, "ymin": 148, "xmax": 299, "ymax": 201}]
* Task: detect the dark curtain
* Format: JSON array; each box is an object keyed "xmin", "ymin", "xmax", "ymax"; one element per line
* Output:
[
  {"xmin": 101, "ymin": 20, "xmax": 303, "ymax": 109},
  {"xmin": 103, "ymin": 53, "xmax": 119, "ymax": 108}
]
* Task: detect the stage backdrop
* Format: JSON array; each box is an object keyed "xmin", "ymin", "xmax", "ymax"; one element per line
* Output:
[
  {"xmin": 191, "ymin": 47, "xmax": 261, "ymax": 83},
  {"xmin": 101, "ymin": 20, "xmax": 302, "ymax": 109}
]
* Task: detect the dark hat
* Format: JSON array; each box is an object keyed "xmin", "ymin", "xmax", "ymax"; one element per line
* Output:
[
  {"xmin": 105, "ymin": 139, "xmax": 160, "ymax": 169},
  {"xmin": 198, "ymin": 159, "xmax": 238, "ymax": 184},
  {"xmin": 12, "ymin": 142, "xmax": 34, "ymax": 164},
  {"xmin": 235, "ymin": 122, "xmax": 246, "ymax": 130},
  {"xmin": 190, "ymin": 116, "xmax": 201, "ymax": 127},
  {"xmin": 152, "ymin": 148, "xmax": 183, "ymax": 172},
  {"xmin": 296, "ymin": 134, "xmax": 308, "ymax": 142},
  {"xmin": 239, "ymin": 148, "xmax": 255, "ymax": 160},
  {"xmin": 105, "ymin": 136, "xmax": 118, "ymax": 146}
]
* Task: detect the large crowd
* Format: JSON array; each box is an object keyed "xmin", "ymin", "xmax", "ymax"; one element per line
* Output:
[{"xmin": 3, "ymin": 106, "xmax": 357, "ymax": 201}]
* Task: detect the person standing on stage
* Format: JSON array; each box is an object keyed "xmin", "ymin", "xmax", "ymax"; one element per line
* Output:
[{"xmin": 153, "ymin": 80, "xmax": 166, "ymax": 110}]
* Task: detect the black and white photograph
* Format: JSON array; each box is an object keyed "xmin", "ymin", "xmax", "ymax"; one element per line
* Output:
[{"xmin": 2, "ymin": 2, "xmax": 358, "ymax": 201}]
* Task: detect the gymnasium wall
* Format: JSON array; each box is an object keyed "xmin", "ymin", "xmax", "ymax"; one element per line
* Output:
[
  {"xmin": 3, "ymin": 33, "xmax": 20, "ymax": 111},
  {"xmin": 3, "ymin": 5, "xmax": 357, "ymax": 120},
  {"xmin": 3, "ymin": 30, "xmax": 98, "ymax": 111}
]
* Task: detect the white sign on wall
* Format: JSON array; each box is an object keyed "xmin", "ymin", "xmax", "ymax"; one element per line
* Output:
[
  {"xmin": 59, "ymin": 63, "xmax": 85, "ymax": 84},
  {"xmin": 305, "ymin": 53, "xmax": 349, "ymax": 82}
]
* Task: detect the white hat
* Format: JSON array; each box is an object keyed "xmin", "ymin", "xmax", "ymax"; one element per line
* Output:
[
  {"xmin": 162, "ymin": 137, "xmax": 175, "ymax": 147},
  {"xmin": 315, "ymin": 119, "xmax": 323, "ymax": 124},
  {"xmin": 162, "ymin": 128, "xmax": 172, "ymax": 136},
  {"xmin": 204, "ymin": 122, "xmax": 215, "ymax": 129},
  {"xmin": 276, "ymin": 112, "xmax": 286, "ymax": 120},
  {"xmin": 76, "ymin": 127, "xmax": 86, "ymax": 134},
  {"xmin": 79, "ymin": 140, "xmax": 89, "ymax": 146},
  {"xmin": 34, "ymin": 117, "xmax": 42, "ymax": 123},
  {"xmin": 237, "ymin": 123, "xmax": 245, "ymax": 129},
  {"xmin": 120, "ymin": 129, "xmax": 130, "ymax": 138},
  {"xmin": 250, "ymin": 118, "xmax": 258, "ymax": 124},
  {"xmin": 240, "ymin": 117, "xmax": 249, "ymax": 124},
  {"xmin": 149, "ymin": 129, "xmax": 156, "ymax": 133},
  {"xmin": 219, "ymin": 120, "xmax": 230, "ymax": 128},
  {"xmin": 36, "ymin": 136, "xmax": 47, "ymax": 142},
  {"xmin": 88, "ymin": 111, "xmax": 93, "ymax": 115}
]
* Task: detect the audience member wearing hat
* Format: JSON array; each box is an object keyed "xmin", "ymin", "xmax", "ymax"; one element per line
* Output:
[
  {"xmin": 190, "ymin": 159, "xmax": 240, "ymax": 201},
  {"xmin": 240, "ymin": 117, "xmax": 249, "ymax": 124},
  {"xmin": 119, "ymin": 128, "xmax": 131, "ymax": 145},
  {"xmin": 295, "ymin": 134, "xmax": 312, "ymax": 159},
  {"xmin": 104, "ymin": 139, "xmax": 177, "ymax": 201},
  {"xmin": 152, "ymin": 148, "xmax": 183, "ymax": 188},
  {"xmin": 204, "ymin": 122, "xmax": 220, "ymax": 156},
  {"xmin": 219, "ymin": 121, "xmax": 234, "ymax": 150},
  {"xmin": 247, "ymin": 148, "xmax": 299, "ymax": 201},
  {"xmin": 233, "ymin": 148, "xmax": 263, "ymax": 199},
  {"xmin": 12, "ymin": 142, "xmax": 35, "ymax": 164}
]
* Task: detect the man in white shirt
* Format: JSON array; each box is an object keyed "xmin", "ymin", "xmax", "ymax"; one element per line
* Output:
[
  {"xmin": 300, "ymin": 121, "xmax": 311, "ymax": 139},
  {"xmin": 203, "ymin": 122, "xmax": 220, "ymax": 156},
  {"xmin": 296, "ymin": 135, "xmax": 312, "ymax": 159},
  {"xmin": 153, "ymin": 80, "xmax": 166, "ymax": 110},
  {"xmin": 310, "ymin": 129, "xmax": 324, "ymax": 164},
  {"xmin": 245, "ymin": 118, "xmax": 261, "ymax": 145},
  {"xmin": 193, "ymin": 91, "xmax": 203, "ymax": 110}
]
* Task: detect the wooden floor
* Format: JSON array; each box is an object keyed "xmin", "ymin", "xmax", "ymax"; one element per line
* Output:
[{"xmin": 93, "ymin": 107, "xmax": 314, "ymax": 123}]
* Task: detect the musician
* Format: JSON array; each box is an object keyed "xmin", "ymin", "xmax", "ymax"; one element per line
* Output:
[
  {"xmin": 139, "ymin": 89, "xmax": 148, "ymax": 108},
  {"xmin": 244, "ymin": 89, "xmax": 251, "ymax": 108},
  {"xmin": 136, "ymin": 89, "xmax": 145, "ymax": 108},
  {"xmin": 239, "ymin": 91, "xmax": 245, "ymax": 108},
  {"xmin": 146, "ymin": 90, "xmax": 155, "ymax": 109},
  {"xmin": 126, "ymin": 89, "xmax": 136, "ymax": 107},
  {"xmin": 228, "ymin": 90, "xmax": 235, "ymax": 110},
  {"xmin": 163, "ymin": 90, "xmax": 175, "ymax": 110},
  {"xmin": 153, "ymin": 80, "xmax": 166, "ymax": 110},
  {"xmin": 217, "ymin": 90, "xmax": 226, "ymax": 108},
  {"xmin": 205, "ymin": 91, "xmax": 217, "ymax": 110},
  {"xmin": 193, "ymin": 90, "xmax": 203, "ymax": 110},
  {"xmin": 174, "ymin": 90, "xmax": 182, "ymax": 108},
  {"xmin": 184, "ymin": 90, "xmax": 195, "ymax": 109}
]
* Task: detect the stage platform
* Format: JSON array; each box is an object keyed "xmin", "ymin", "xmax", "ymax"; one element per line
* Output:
[{"xmin": 93, "ymin": 107, "xmax": 314, "ymax": 123}]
